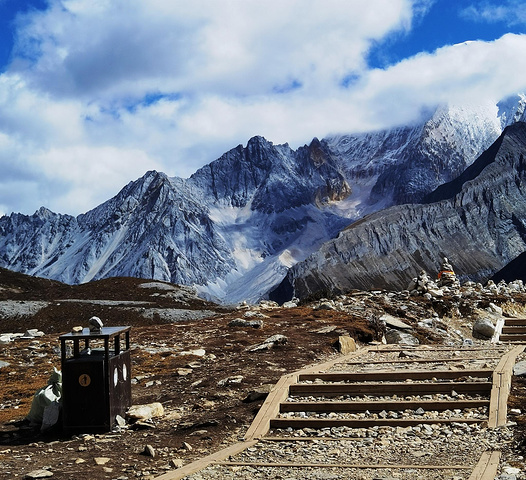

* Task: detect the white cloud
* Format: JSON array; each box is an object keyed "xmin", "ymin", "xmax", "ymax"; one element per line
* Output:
[
  {"xmin": 356, "ymin": 34, "xmax": 526, "ymax": 121},
  {"xmin": 461, "ymin": 1, "xmax": 526, "ymax": 26},
  {"xmin": 1, "ymin": 0, "xmax": 526, "ymax": 217},
  {"xmin": 14, "ymin": 0, "xmax": 416, "ymax": 100}
]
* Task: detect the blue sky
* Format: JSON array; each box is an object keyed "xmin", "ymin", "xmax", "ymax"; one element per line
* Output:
[{"xmin": 0, "ymin": 0, "xmax": 525, "ymax": 216}]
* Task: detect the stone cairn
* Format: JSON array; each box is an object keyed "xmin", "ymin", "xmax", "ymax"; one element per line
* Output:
[
  {"xmin": 407, "ymin": 269, "xmax": 437, "ymax": 294},
  {"xmin": 407, "ymin": 258, "xmax": 460, "ymax": 297},
  {"xmin": 437, "ymin": 257, "xmax": 460, "ymax": 288}
]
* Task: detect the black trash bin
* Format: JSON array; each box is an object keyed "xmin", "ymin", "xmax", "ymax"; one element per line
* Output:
[{"xmin": 60, "ymin": 326, "xmax": 132, "ymax": 433}]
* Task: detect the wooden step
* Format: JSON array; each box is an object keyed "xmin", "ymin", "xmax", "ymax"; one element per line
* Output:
[
  {"xmin": 279, "ymin": 399, "xmax": 490, "ymax": 413},
  {"xmin": 502, "ymin": 318, "xmax": 526, "ymax": 326},
  {"xmin": 216, "ymin": 460, "xmax": 472, "ymax": 470},
  {"xmin": 498, "ymin": 334, "xmax": 526, "ymax": 342},
  {"xmin": 340, "ymin": 356, "xmax": 503, "ymax": 365},
  {"xmin": 288, "ymin": 381, "xmax": 493, "ymax": 397},
  {"xmin": 501, "ymin": 326, "xmax": 526, "ymax": 334},
  {"xmin": 298, "ymin": 369, "xmax": 493, "ymax": 383},
  {"xmin": 270, "ymin": 417, "xmax": 486, "ymax": 429}
]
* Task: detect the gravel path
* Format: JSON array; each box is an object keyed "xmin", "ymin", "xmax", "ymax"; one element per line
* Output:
[{"xmin": 181, "ymin": 344, "xmax": 522, "ymax": 480}]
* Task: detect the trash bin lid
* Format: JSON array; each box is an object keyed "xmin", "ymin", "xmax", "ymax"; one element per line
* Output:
[{"xmin": 59, "ymin": 326, "xmax": 131, "ymax": 340}]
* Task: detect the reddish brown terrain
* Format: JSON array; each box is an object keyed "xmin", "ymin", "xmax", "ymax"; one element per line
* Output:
[{"xmin": 0, "ymin": 268, "xmax": 525, "ymax": 480}]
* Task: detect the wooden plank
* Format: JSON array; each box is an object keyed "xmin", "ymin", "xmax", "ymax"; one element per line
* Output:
[
  {"xmin": 370, "ymin": 346, "xmax": 508, "ymax": 353},
  {"xmin": 338, "ymin": 355, "xmax": 503, "ymax": 365},
  {"xmin": 269, "ymin": 417, "xmax": 485, "ymax": 429},
  {"xmin": 499, "ymin": 334, "xmax": 526, "ymax": 342},
  {"xmin": 292, "ymin": 347, "xmax": 372, "ymax": 375},
  {"xmin": 502, "ymin": 318, "xmax": 526, "ymax": 326},
  {"xmin": 289, "ymin": 381, "xmax": 493, "ymax": 396},
  {"xmin": 244, "ymin": 373, "xmax": 296, "ymax": 441},
  {"xmin": 488, "ymin": 345, "xmax": 526, "ymax": 428},
  {"xmin": 468, "ymin": 451, "xmax": 501, "ymax": 480},
  {"xmin": 261, "ymin": 436, "xmax": 370, "ymax": 442},
  {"xmin": 501, "ymin": 326, "xmax": 526, "ymax": 334},
  {"xmin": 215, "ymin": 461, "xmax": 471, "ymax": 470},
  {"xmin": 279, "ymin": 399, "xmax": 490, "ymax": 413},
  {"xmin": 497, "ymin": 369, "xmax": 512, "ymax": 426},
  {"xmin": 298, "ymin": 369, "xmax": 493, "ymax": 382},
  {"xmin": 488, "ymin": 384, "xmax": 500, "ymax": 429},
  {"xmin": 153, "ymin": 440, "xmax": 259, "ymax": 480}
]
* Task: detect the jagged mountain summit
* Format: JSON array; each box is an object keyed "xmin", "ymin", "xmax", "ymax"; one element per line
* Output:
[
  {"xmin": 275, "ymin": 121, "xmax": 526, "ymax": 301},
  {"xmin": 0, "ymin": 95, "xmax": 525, "ymax": 303}
]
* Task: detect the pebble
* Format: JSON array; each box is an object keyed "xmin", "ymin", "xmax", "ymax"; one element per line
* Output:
[
  {"xmin": 170, "ymin": 458, "xmax": 184, "ymax": 468},
  {"xmin": 143, "ymin": 445, "xmax": 156, "ymax": 458}
]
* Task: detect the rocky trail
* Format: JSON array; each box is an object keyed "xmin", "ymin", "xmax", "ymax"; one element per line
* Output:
[{"xmin": 163, "ymin": 344, "xmax": 525, "ymax": 480}]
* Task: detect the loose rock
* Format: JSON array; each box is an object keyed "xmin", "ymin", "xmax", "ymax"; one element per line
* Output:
[
  {"xmin": 334, "ymin": 335, "xmax": 357, "ymax": 354},
  {"xmin": 246, "ymin": 334, "xmax": 287, "ymax": 352},
  {"xmin": 243, "ymin": 384, "xmax": 273, "ymax": 403},
  {"xmin": 228, "ymin": 318, "xmax": 263, "ymax": 328},
  {"xmin": 513, "ymin": 361, "xmax": 526, "ymax": 377},
  {"xmin": 127, "ymin": 403, "xmax": 164, "ymax": 421},
  {"xmin": 385, "ymin": 329, "xmax": 419, "ymax": 345},
  {"xmin": 143, "ymin": 445, "xmax": 156, "ymax": 458},
  {"xmin": 24, "ymin": 470, "xmax": 53, "ymax": 479},
  {"xmin": 472, "ymin": 318, "xmax": 495, "ymax": 339}
]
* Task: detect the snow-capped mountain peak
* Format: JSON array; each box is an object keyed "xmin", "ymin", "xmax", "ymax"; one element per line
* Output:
[{"xmin": 0, "ymin": 95, "xmax": 525, "ymax": 303}]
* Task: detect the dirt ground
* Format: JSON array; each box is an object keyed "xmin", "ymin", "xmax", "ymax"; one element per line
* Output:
[{"xmin": 0, "ymin": 269, "xmax": 525, "ymax": 479}]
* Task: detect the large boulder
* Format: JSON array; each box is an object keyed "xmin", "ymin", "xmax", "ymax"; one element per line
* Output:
[
  {"xmin": 334, "ymin": 335, "xmax": 357, "ymax": 354},
  {"xmin": 472, "ymin": 318, "xmax": 495, "ymax": 339}
]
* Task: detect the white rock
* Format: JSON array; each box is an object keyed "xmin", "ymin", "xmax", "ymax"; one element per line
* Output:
[
  {"xmin": 179, "ymin": 348, "xmax": 206, "ymax": 357},
  {"xmin": 127, "ymin": 403, "xmax": 164, "ymax": 421},
  {"xmin": 282, "ymin": 301, "xmax": 298, "ymax": 308},
  {"xmin": 487, "ymin": 302, "xmax": 503, "ymax": 315},
  {"xmin": 380, "ymin": 314, "xmax": 412, "ymax": 330},
  {"xmin": 472, "ymin": 318, "xmax": 495, "ymax": 339},
  {"xmin": 170, "ymin": 458, "xmax": 184, "ymax": 468},
  {"xmin": 24, "ymin": 470, "xmax": 53, "ymax": 479}
]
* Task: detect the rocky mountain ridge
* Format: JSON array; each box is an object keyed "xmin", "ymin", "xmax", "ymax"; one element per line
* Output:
[
  {"xmin": 0, "ymin": 95, "xmax": 525, "ymax": 303},
  {"xmin": 275, "ymin": 121, "xmax": 526, "ymax": 301}
]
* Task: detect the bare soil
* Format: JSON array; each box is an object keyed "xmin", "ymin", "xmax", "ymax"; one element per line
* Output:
[{"xmin": 0, "ymin": 269, "xmax": 525, "ymax": 480}]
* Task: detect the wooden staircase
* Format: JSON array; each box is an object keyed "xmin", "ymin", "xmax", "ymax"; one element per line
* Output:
[
  {"xmin": 154, "ymin": 345, "xmax": 525, "ymax": 480},
  {"xmin": 269, "ymin": 368, "xmax": 493, "ymax": 430},
  {"xmin": 499, "ymin": 318, "xmax": 526, "ymax": 343}
]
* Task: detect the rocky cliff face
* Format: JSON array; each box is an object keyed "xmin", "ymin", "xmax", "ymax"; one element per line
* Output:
[
  {"xmin": 0, "ymin": 96, "xmax": 525, "ymax": 303},
  {"xmin": 276, "ymin": 122, "xmax": 526, "ymax": 301}
]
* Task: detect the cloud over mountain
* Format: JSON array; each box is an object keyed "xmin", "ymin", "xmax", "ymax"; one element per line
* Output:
[{"xmin": 0, "ymin": 1, "xmax": 525, "ymax": 216}]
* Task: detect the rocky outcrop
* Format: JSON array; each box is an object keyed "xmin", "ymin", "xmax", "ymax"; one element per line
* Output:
[{"xmin": 278, "ymin": 122, "xmax": 526, "ymax": 300}]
